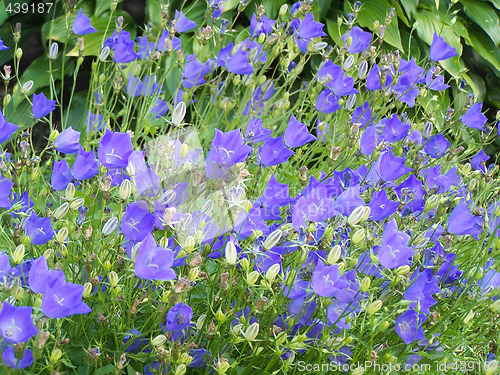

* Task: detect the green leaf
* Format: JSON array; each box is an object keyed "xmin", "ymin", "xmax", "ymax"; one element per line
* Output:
[
  {"xmin": 260, "ymin": 0, "xmax": 288, "ymax": 19},
  {"xmin": 0, "ymin": 2, "xmax": 8, "ymax": 25},
  {"xmin": 388, "ymin": 0, "xmax": 411, "ymax": 27},
  {"xmin": 461, "ymin": 0, "xmax": 500, "ymax": 46},
  {"xmin": 356, "ymin": 0, "xmax": 404, "ymax": 52},
  {"xmin": 414, "ymin": 11, "xmax": 462, "ymax": 55},
  {"xmin": 95, "ymin": 364, "xmax": 115, "ymax": 375},
  {"xmin": 399, "ymin": 0, "xmax": 419, "ymax": 18},
  {"xmin": 20, "ymin": 55, "xmax": 76, "ymax": 93},
  {"xmin": 468, "ymin": 28, "xmax": 500, "ymax": 77},
  {"xmin": 326, "ymin": 20, "xmax": 343, "ymax": 44},
  {"xmin": 95, "ymin": 0, "xmax": 124, "ymax": 16},
  {"xmin": 484, "ymin": 0, "xmax": 500, "ymax": 10}
]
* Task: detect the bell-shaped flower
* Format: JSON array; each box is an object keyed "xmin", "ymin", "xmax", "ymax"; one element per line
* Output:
[
  {"xmin": 24, "ymin": 213, "xmax": 55, "ymax": 245},
  {"xmin": 135, "ymin": 233, "xmax": 176, "ymax": 280},
  {"xmin": 369, "ymin": 190, "xmax": 398, "ymax": 221},
  {"xmin": 121, "ymin": 201, "xmax": 155, "ymax": 241},
  {"xmin": 0, "ymin": 177, "xmax": 13, "ymax": 208},
  {"xmin": 461, "ymin": 102, "xmax": 487, "ymax": 130},
  {"xmin": 378, "ymin": 219, "xmax": 414, "ymax": 269},
  {"xmin": 42, "ymin": 281, "xmax": 91, "ymax": 318},
  {"xmin": 163, "ymin": 302, "xmax": 193, "ymax": 341},
  {"xmin": 448, "ymin": 201, "xmax": 483, "ymax": 239},
  {"xmin": 51, "ymin": 159, "xmax": 73, "ymax": 190},
  {"xmin": 172, "ymin": 10, "xmax": 196, "ymax": 33},
  {"xmin": 258, "ymin": 136, "xmax": 294, "ymax": 166},
  {"xmin": 424, "ymin": 134, "xmax": 450, "ymax": 158},
  {"xmin": 429, "ymin": 33, "xmax": 457, "ymax": 61},
  {"xmin": 98, "ymin": 129, "xmax": 133, "ymax": 169},
  {"xmin": 72, "ymin": 9, "xmax": 97, "ymax": 35},
  {"xmin": 32, "ymin": 92, "xmax": 56, "ymax": 119},
  {"xmin": 395, "ymin": 308, "xmax": 427, "ymax": 344},
  {"xmin": 28, "ymin": 256, "xmax": 66, "ymax": 294},
  {"xmin": 343, "ymin": 26, "xmax": 371, "ymax": 54},
  {"xmin": 53, "ymin": 126, "xmax": 80, "ymax": 154},
  {"xmin": 0, "ymin": 110, "xmax": 18, "ymax": 143},
  {"xmin": 284, "ymin": 115, "xmax": 316, "ymax": 147},
  {"xmin": 72, "ymin": 149, "xmax": 99, "ymax": 180},
  {"xmin": 0, "ymin": 302, "xmax": 38, "ymax": 343},
  {"xmin": 471, "ymin": 149, "xmax": 490, "ymax": 173},
  {"xmin": 2, "ymin": 345, "xmax": 34, "ymax": 369}
]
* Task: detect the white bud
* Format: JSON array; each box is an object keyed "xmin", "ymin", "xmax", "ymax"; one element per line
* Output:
[
  {"xmin": 151, "ymin": 334, "xmax": 167, "ymax": 346},
  {"xmin": 247, "ymin": 271, "xmax": 259, "ymax": 286},
  {"xmin": 327, "ymin": 245, "xmax": 341, "ymax": 265},
  {"xmin": 358, "ymin": 60, "xmax": 368, "ymax": 79},
  {"xmin": 172, "ymin": 101, "xmax": 186, "ymax": 126},
  {"xmin": 99, "ymin": 46, "xmax": 110, "ymax": 61},
  {"xmin": 55, "ymin": 227, "xmax": 69, "ymax": 243},
  {"xmin": 345, "ymin": 94, "xmax": 356, "ymax": 110},
  {"xmin": 53, "ymin": 202, "xmax": 69, "ymax": 220},
  {"xmin": 348, "ymin": 206, "xmax": 367, "ymax": 226},
  {"xmin": 263, "ymin": 229, "xmax": 282, "ymax": 250},
  {"xmin": 49, "ymin": 42, "xmax": 59, "ymax": 60},
  {"xmin": 65, "ymin": 183, "xmax": 75, "ymax": 201},
  {"xmin": 12, "ymin": 244, "xmax": 25, "ymax": 264},
  {"xmin": 225, "ymin": 241, "xmax": 237, "ymax": 265},
  {"xmin": 314, "ymin": 42, "xmax": 328, "ymax": 51},
  {"xmin": 343, "ymin": 55, "xmax": 354, "ymax": 70},
  {"xmin": 102, "ymin": 216, "xmax": 119, "ymax": 236},
  {"xmin": 265, "ymin": 263, "xmax": 280, "ymax": 282},
  {"xmin": 119, "ymin": 179, "xmax": 131, "ymax": 201},
  {"xmin": 131, "ymin": 242, "xmax": 141, "ymax": 262},
  {"xmin": 21, "ymin": 80, "xmax": 34, "ymax": 95},
  {"xmin": 244, "ymin": 322, "xmax": 259, "ymax": 341},
  {"xmin": 69, "ymin": 197, "xmax": 85, "ymax": 210}
]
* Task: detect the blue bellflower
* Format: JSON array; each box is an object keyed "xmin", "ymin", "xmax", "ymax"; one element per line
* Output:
[{"xmin": 72, "ymin": 9, "xmax": 97, "ymax": 35}]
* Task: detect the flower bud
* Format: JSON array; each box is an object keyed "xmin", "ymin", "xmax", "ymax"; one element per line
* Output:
[
  {"xmin": 279, "ymin": 4, "xmax": 288, "ymax": 17},
  {"xmin": 49, "ymin": 129, "xmax": 60, "ymax": 142},
  {"xmin": 215, "ymin": 309, "xmax": 226, "ymax": 323},
  {"xmin": 82, "ymin": 282, "xmax": 93, "ymax": 298},
  {"xmin": 15, "ymin": 48, "xmax": 23, "ymax": 59},
  {"xmin": 327, "ymin": 245, "xmax": 341, "ymax": 265},
  {"xmin": 352, "ymin": 368, "xmax": 365, "ymax": 375},
  {"xmin": 358, "ymin": 60, "xmax": 368, "ymax": 79},
  {"xmin": 131, "ymin": 242, "xmax": 140, "ymax": 261},
  {"xmin": 70, "ymin": 197, "xmax": 85, "ymax": 210},
  {"xmin": 65, "ymin": 183, "xmax": 75, "ymax": 201},
  {"xmin": 175, "ymin": 364, "xmax": 186, "ymax": 375},
  {"xmin": 343, "ymin": 55, "xmax": 354, "ymax": 70},
  {"xmin": 103, "ymin": 260, "xmax": 112, "ymax": 272},
  {"xmin": 347, "ymin": 206, "xmax": 366, "ymax": 226},
  {"xmin": 102, "ymin": 216, "xmax": 119, "ymax": 236},
  {"xmin": 188, "ymin": 267, "xmax": 199, "ymax": 281},
  {"xmin": 314, "ymin": 42, "xmax": 328, "ymax": 51},
  {"xmin": 491, "ymin": 300, "xmax": 500, "ymax": 313},
  {"xmin": 119, "ymin": 179, "xmax": 131, "ymax": 201},
  {"xmin": 247, "ymin": 271, "xmax": 259, "ymax": 286},
  {"xmin": 217, "ymin": 361, "xmax": 230, "ymax": 374},
  {"xmin": 240, "ymin": 257, "xmax": 250, "ymax": 271},
  {"xmin": 395, "ymin": 265, "xmax": 410, "ymax": 276},
  {"xmin": 345, "ymin": 94, "xmax": 356, "ymax": 110},
  {"xmin": 184, "ymin": 236, "xmax": 195, "ymax": 253},
  {"xmin": 12, "ymin": 244, "xmax": 25, "ymax": 264},
  {"xmin": 360, "ymin": 276, "xmax": 371, "ymax": 292},
  {"xmin": 422, "ymin": 121, "xmax": 433, "ymax": 138},
  {"xmin": 265, "ymin": 263, "xmax": 280, "ymax": 282},
  {"xmin": 196, "ymin": 314, "xmax": 206, "ymax": 330},
  {"xmin": 151, "ymin": 334, "xmax": 167, "ymax": 346},
  {"xmin": 244, "ymin": 322, "xmax": 259, "ymax": 341},
  {"xmin": 172, "ymin": 101, "xmax": 186, "ymax": 126},
  {"xmin": 21, "ymin": 80, "xmax": 34, "ymax": 95},
  {"xmin": 366, "ymin": 300, "xmax": 382, "ymax": 315},
  {"xmin": 50, "ymin": 348, "xmax": 63, "ymax": 364},
  {"xmin": 225, "ymin": 241, "xmax": 237, "ymax": 265},
  {"xmin": 99, "ymin": 46, "xmax": 110, "ymax": 61},
  {"xmin": 263, "ymin": 229, "xmax": 282, "ymax": 250},
  {"xmin": 53, "ymin": 202, "xmax": 69, "ymax": 220},
  {"xmin": 49, "ymin": 42, "xmax": 58, "ymax": 60},
  {"xmin": 55, "ymin": 227, "xmax": 68, "ymax": 243},
  {"xmin": 108, "ymin": 271, "xmax": 119, "ymax": 287},
  {"xmin": 352, "ymin": 228, "xmax": 366, "ymax": 244},
  {"xmin": 463, "ymin": 310, "xmax": 474, "ymax": 324}
]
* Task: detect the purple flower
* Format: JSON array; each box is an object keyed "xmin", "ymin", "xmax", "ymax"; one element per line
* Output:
[
  {"xmin": 395, "ymin": 308, "xmax": 427, "ymax": 344},
  {"xmin": 0, "ymin": 177, "xmax": 13, "ymax": 208},
  {"xmin": 135, "ymin": 168, "xmax": 160, "ymax": 197},
  {"xmin": 426, "ymin": 67, "xmax": 449, "ymax": 91},
  {"xmin": 0, "ymin": 110, "xmax": 18, "ymax": 143},
  {"xmin": 383, "ymin": 114, "xmax": 411, "ymax": 143},
  {"xmin": 42, "ymin": 282, "xmax": 91, "ymax": 318},
  {"xmin": 448, "ymin": 201, "xmax": 483, "ymax": 239},
  {"xmin": 51, "ymin": 159, "xmax": 73, "ymax": 190},
  {"xmin": 316, "ymin": 88, "xmax": 341, "ymax": 113},
  {"xmin": 284, "ymin": 115, "xmax": 316, "ymax": 147},
  {"xmin": 121, "ymin": 201, "xmax": 155, "ymax": 241},
  {"xmin": 127, "ymin": 73, "xmax": 163, "ymax": 97},
  {"xmin": 72, "ymin": 149, "xmax": 99, "ymax": 180},
  {"xmin": 0, "ymin": 37, "xmax": 8, "ymax": 51},
  {"xmin": 461, "ymin": 103, "xmax": 487, "ymax": 130},
  {"xmin": 378, "ymin": 219, "xmax": 414, "ymax": 269},
  {"xmin": 157, "ymin": 30, "xmax": 181, "ymax": 52},
  {"xmin": 150, "ymin": 99, "xmax": 169, "ymax": 119},
  {"xmin": 471, "ymin": 149, "xmax": 490, "ymax": 173},
  {"xmin": 378, "ymin": 149, "xmax": 412, "ymax": 182},
  {"xmin": 85, "ymin": 111, "xmax": 105, "ymax": 132},
  {"xmin": 98, "ymin": 129, "xmax": 134, "ymax": 169},
  {"xmin": 429, "ymin": 33, "xmax": 457, "ymax": 61},
  {"xmin": 394, "ymin": 175, "xmax": 425, "ymax": 214},
  {"xmin": 72, "ymin": 9, "xmax": 97, "ymax": 35},
  {"xmin": 295, "ymin": 13, "xmax": 327, "ymax": 53},
  {"xmin": 28, "ymin": 256, "xmax": 66, "ymax": 294},
  {"xmin": 2, "ymin": 345, "xmax": 34, "ymax": 369},
  {"xmin": 312, "ymin": 263, "xmax": 341, "ymax": 297},
  {"xmin": 424, "ymin": 134, "xmax": 450, "ymax": 158},
  {"xmin": 404, "ymin": 271, "xmax": 441, "ymax": 314},
  {"xmin": 113, "ymin": 31, "xmax": 140, "ymax": 63},
  {"xmin": 250, "ymin": 14, "xmax": 276, "ymax": 37},
  {"xmin": 335, "ymin": 185, "xmax": 365, "ymax": 216},
  {"xmin": 359, "ymin": 125, "xmax": 382, "ymax": 155},
  {"xmin": 53, "ymin": 126, "xmax": 80, "ymax": 154},
  {"xmin": 24, "ymin": 213, "xmax": 55, "ymax": 245},
  {"xmin": 245, "ymin": 116, "xmax": 271, "ymax": 143},
  {"xmin": 227, "ymin": 48, "xmax": 254, "ymax": 75},
  {"xmin": 173, "ymin": 10, "xmax": 196, "ymax": 33},
  {"xmin": 343, "ymin": 26, "xmax": 371, "ymax": 54},
  {"xmin": 258, "ymin": 174, "xmax": 293, "ymax": 220},
  {"xmin": 366, "ymin": 63, "xmax": 393, "ymax": 91},
  {"xmin": 137, "ymin": 36, "xmax": 156, "ymax": 59},
  {"xmin": 135, "ymin": 233, "xmax": 176, "ymax": 280},
  {"xmin": 205, "ymin": 129, "xmax": 252, "ymax": 178},
  {"xmin": 0, "ymin": 302, "xmax": 38, "ymax": 343},
  {"xmin": 164, "ymin": 302, "xmax": 193, "ymax": 341},
  {"xmin": 292, "ymin": 194, "xmax": 336, "ymax": 231},
  {"xmin": 182, "ymin": 54, "xmax": 214, "ymax": 88},
  {"xmin": 369, "ymin": 190, "xmax": 398, "ymax": 221},
  {"xmin": 32, "ymin": 92, "xmax": 56, "ymax": 119},
  {"xmin": 258, "ymin": 136, "xmax": 294, "ymax": 166}
]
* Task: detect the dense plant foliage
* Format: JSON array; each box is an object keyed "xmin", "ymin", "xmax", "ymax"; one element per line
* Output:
[{"xmin": 0, "ymin": 0, "xmax": 499, "ymax": 374}]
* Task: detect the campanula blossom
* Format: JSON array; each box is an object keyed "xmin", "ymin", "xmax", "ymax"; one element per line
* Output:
[
  {"xmin": 250, "ymin": 13, "xmax": 275, "ymax": 37},
  {"xmin": 425, "ymin": 67, "xmax": 449, "ymax": 90},
  {"xmin": 284, "ymin": 115, "xmax": 316, "ymax": 147},
  {"xmin": 173, "ymin": 10, "xmax": 196, "ymax": 33},
  {"xmin": 376, "ymin": 149, "xmax": 412, "ymax": 182},
  {"xmin": 404, "ymin": 270, "xmax": 441, "ymax": 314},
  {"xmin": 72, "ymin": 9, "xmax": 97, "ymax": 35},
  {"xmin": 113, "ymin": 31, "xmax": 140, "ymax": 63},
  {"xmin": 366, "ymin": 64, "xmax": 393, "ymax": 91},
  {"xmin": 98, "ymin": 129, "xmax": 134, "ymax": 169},
  {"xmin": 395, "ymin": 308, "xmax": 427, "ymax": 344},
  {"xmin": 429, "ymin": 33, "xmax": 457, "ymax": 61},
  {"xmin": 447, "ymin": 201, "xmax": 483, "ymax": 239},
  {"xmin": 461, "ymin": 102, "xmax": 487, "ymax": 130},
  {"xmin": 0, "ymin": 37, "xmax": 8, "ymax": 51},
  {"xmin": 164, "ymin": 302, "xmax": 193, "ymax": 341},
  {"xmin": 121, "ymin": 201, "xmax": 155, "ymax": 241},
  {"xmin": 394, "ymin": 175, "xmax": 425, "ymax": 214},
  {"xmin": 424, "ymin": 134, "xmax": 450, "ymax": 158},
  {"xmin": 471, "ymin": 149, "xmax": 490, "ymax": 173},
  {"xmin": 2, "ymin": 345, "xmax": 34, "ymax": 369},
  {"xmin": 127, "ymin": 73, "xmax": 163, "ymax": 97},
  {"xmin": 85, "ymin": 111, "xmax": 105, "ymax": 132},
  {"xmin": 136, "ymin": 35, "xmax": 156, "ymax": 59},
  {"xmin": 24, "ymin": 213, "xmax": 55, "ymax": 245},
  {"xmin": 316, "ymin": 88, "xmax": 341, "ymax": 113},
  {"xmin": 369, "ymin": 190, "xmax": 398, "ymax": 221},
  {"xmin": 258, "ymin": 136, "xmax": 294, "ymax": 166},
  {"xmin": 32, "ymin": 92, "xmax": 56, "ymax": 119},
  {"xmin": 343, "ymin": 26, "xmax": 371, "ymax": 54},
  {"xmin": 42, "ymin": 281, "xmax": 91, "ymax": 318},
  {"xmin": 28, "ymin": 256, "xmax": 66, "ymax": 294},
  {"xmin": 0, "ymin": 302, "xmax": 38, "ymax": 343},
  {"xmin": 0, "ymin": 110, "xmax": 18, "ymax": 143},
  {"xmin": 258, "ymin": 174, "xmax": 293, "ymax": 220},
  {"xmin": 0, "ymin": 177, "xmax": 12, "ymax": 208},
  {"xmin": 72, "ymin": 149, "xmax": 99, "ymax": 180},
  {"xmin": 157, "ymin": 30, "xmax": 181, "ymax": 52},
  {"xmin": 53, "ymin": 126, "xmax": 81, "ymax": 154},
  {"xmin": 378, "ymin": 219, "xmax": 414, "ymax": 269},
  {"xmin": 181, "ymin": 54, "xmax": 214, "ymax": 88},
  {"xmin": 51, "ymin": 159, "xmax": 73, "ymax": 190},
  {"xmin": 245, "ymin": 116, "xmax": 271, "ymax": 143},
  {"xmin": 150, "ymin": 99, "xmax": 169, "ymax": 119},
  {"xmin": 312, "ymin": 262, "xmax": 341, "ymax": 297},
  {"xmin": 135, "ymin": 168, "xmax": 160, "ymax": 197},
  {"xmin": 295, "ymin": 13, "xmax": 327, "ymax": 53},
  {"xmin": 226, "ymin": 48, "xmax": 254, "ymax": 75},
  {"xmin": 359, "ymin": 125, "xmax": 382, "ymax": 155},
  {"xmin": 383, "ymin": 114, "xmax": 411, "ymax": 142},
  {"xmin": 135, "ymin": 233, "xmax": 176, "ymax": 280},
  {"xmin": 205, "ymin": 129, "xmax": 252, "ymax": 178}
]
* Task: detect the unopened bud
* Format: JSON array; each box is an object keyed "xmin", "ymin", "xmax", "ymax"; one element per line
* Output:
[
  {"xmin": 102, "ymin": 216, "xmax": 119, "ymax": 236},
  {"xmin": 395, "ymin": 265, "xmax": 410, "ymax": 276},
  {"xmin": 53, "ymin": 202, "xmax": 69, "ymax": 220},
  {"xmin": 345, "ymin": 94, "xmax": 356, "ymax": 110},
  {"xmin": 188, "ymin": 266, "xmax": 199, "ymax": 281},
  {"xmin": 463, "ymin": 310, "xmax": 474, "ymax": 324},
  {"xmin": 65, "ymin": 183, "xmax": 75, "ymax": 201},
  {"xmin": 327, "ymin": 245, "xmax": 341, "ymax": 265},
  {"xmin": 82, "ymin": 282, "xmax": 93, "ymax": 298},
  {"xmin": 279, "ymin": 4, "xmax": 288, "ymax": 17},
  {"xmin": 263, "ymin": 229, "xmax": 282, "ymax": 250},
  {"xmin": 21, "ymin": 80, "xmax": 34, "ymax": 95},
  {"xmin": 244, "ymin": 322, "xmax": 259, "ymax": 341},
  {"xmin": 343, "ymin": 55, "xmax": 354, "ymax": 70},
  {"xmin": 50, "ymin": 348, "xmax": 63, "ymax": 364},
  {"xmin": 196, "ymin": 314, "xmax": 206, "ymax": 330},
  {"xmin": 184, "ymin": 236, "xmax": 195, "ymax": 253},
  {"xmin": 108, "ymin": 271, "xmax": 119, "ymax": 287},
  {"xmin": 99, "ymin": 46, "xmax": 110, "ymax": 61},
  {"xmin": 225, "ymin": 241, "xmax": 237, "ymax": 265},
  {"xmin": 352, "ymin": 228, "xmax": 366, "ymax": 244},
  {"xmin": 247, "ymin": 271, "xmax": 259, "ymax": 286},
  {"xmin": 215, "ymin": 309, "xmax": 226, "ymax": 323},
  {"xmin": 360, "ymin": 276, "xmax": 371, "ymax": 292},
  {"xmin": 151, "ymin": 334, "xmax": 167, "ymax": 346},
  {"xmin": 119, "ymin": 179, "xmax": 131, "ymax": 201},
  {"xmin": 70, "ymin": 197, "xmax": 85, "ymax": 210},
  {"xmin": 49, "ymin": 43, "xmax": 58, "ymax": 60},
  {"xmin": 55, "ymin": 227, "xmax": 68, "ymax": 243},
  {"xmin": 358, "ymin": 60, "xmax": 368, "ymax": 79},
  {"xmin": 172, "ymin": 101, "xmax": 186, "ymax": 126},
  {"xmin": 12, "ymin": 244, "xmax": 25, "ymax": 264},
  {"xmin": 423, "ymin": 121, "xmax": 433, "ymax": 138},
  {"xmin": 15, "ymin": 48, "xmax": 23, "ymax": 60},
  {"xmin": 347, "ymin": 206, "xmax": 366, "ymax": 226},
  {"xmin": 366, "ymin": 300, "xmax": 382, "ymax": 315},
  {"xmin": 175, "ymin": 364, "xmax": 186, "ymax": 375},
  {"xmin": 265, "ymin": 263, "xmax": 280, "ymax": 282}
]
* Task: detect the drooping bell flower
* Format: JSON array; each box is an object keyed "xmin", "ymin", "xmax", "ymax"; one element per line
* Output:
[
  {"xmin": 404, "ymin": 270, "xmax": 441, "ymax": 314},
  {"xmin": 53, "ymin": 126, "xmax": 81, "ymax": 154},
  {"xmin": 135, "ymin": 233, "xmax": 176, "ymax": 280},
  {"xmin": 137, "ymin": 35, "xmax": 156, "ymax": 60},
  {"xmin": 295, "ymin": 13, "xmax": 327, "ymax": 53},
  {"xmin": 429, "ymin": 33, "xmax": 457, "ymax": 61},
  {"xmin": 205, "ymin": 129, "xmax": 252, "ymax": 178},
  {"xmin": 258, "ymin": 136, "xmax": 294, "ymax": 166},
  {"xmin": 172, "ymin": 10, "xmax": 196, "ymax": 33},
  {"xmin": 85, "ymin": 111, "xmax": 105, "ymax": 132},
  {"xmin": 395, "ymin": 308, "xmax": 427, "ymax": 344},
  {"xmin": 424, "ymin": 134, "xmax": 450, "ymax": 158},
  {"xmin": 284, "ymin": 115, "xmax": 316, "ymax": 147},
  {"xmin": 258, "ymin": 174, "xmax": 293, "ymax": 220},
  {"xmin": 366, "ymin": 63, "xmax": 393, "ymax": 91},
  {"xmin": 245, "ymin": 116, "xmax": 271, "ymax": 143},
  {"xmin": 316, "ymin": 88, "xmax": 341, "ymax": 113},
  {"xmin": 394, "ymin": 174, "xmax": 425, "ymax": 214},
  {"xmin": 352, "ymin": 102, "xmax": 373, "ymax": 127},
  {"xmin": 0, "ymin": 302, "xmax": 38, "ymax": 343},
  {"xmin": 150, "ymin": 99, "xmax": 169, "ymax": 120},
  {"xmin": 157, "ymin": 29, "xmax": 181, "ymax": 52},
  {"xmin": 42, "ymin": 281, "xmax": 91, "ymax": 318},
  {"xmin": 334, "ymin": 185, "xmax": 365, "ymax": 216},
  {"xmin": 471, "ymin": 149, "xmax": 490, "ymax": 173},
  {"xmin": 113, "ymin": 31, "xmax": 139, "ymax": 63},
  {"xmin": 181, "ymin": 54, "xmax": 214, "ymax": 88},
  {"xmin": 0, "ymin": 177, "xmax": 12, "ymax": 208},
  {"xmin": 98, "ymin": 129, "xmax": 134, "ymax": 169},
  {"xmin": 461, "ymin": 102, "xmax": 487, "ymax": 130},
  {"xmin": 72, "ymin": 149, "xmax": 99, "ymax": 180},
  {"xmin": 72, "ymin": 9, "xmax": 97, "ymax": 35},
  {"xmin": 163, "ymin": 302, "xmax": 193, "ymax": 341},
  {"xmin": 343, "ymin": 26, "xmax": 371, "ymax": 54},
  {"xmin": 0, "ymin": 110, "xmax": 18, "ymax": 143},
  {"xmin": 250, "ymin": 14, "xmax": 275, "ymax": 37},
  {"xmin": 447, "ymin": 201, "xmax": 483, "ymax": 239},
  {"xmin": 29, "ymin": 256, "xmax": 66, "ymax": 294},
  {"xmin": 292, "ymin": 194, "xmax": 336, "ymax": 231},
  {"xmin": 32, "ymin": 92, "xmax": 56, "ymax": 119},
  {"xmin": 2, "ymin": 345, "xmax": 34, "ymax": 369},
  {"xmin": 24, "ymin": 213, "xmax": 55, "ymax": 245},
  {"xmin": 378, "ymin": 219, "xmax": 414, "ymax": 269},
  {"xmin": 359, "ymin": 125, "xmax": 382, "ymax": 155},
  {"xmin": 121, "ymin": 201, "xmax": 155, "ymax": 241},
  {"xmin": 233, "ymin": 203, "xmax": 269, "ymax": 239},
  {"xmin": 51, "ymin": 159, "xmax": 73, "ymax": 190},
  {"xmin": 426, "ymin": 67, "xmax": 449, "ymax": 91},
  {"xmin": 226, "ymin": 48, "xmax": 254, "ymax": 75}
]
